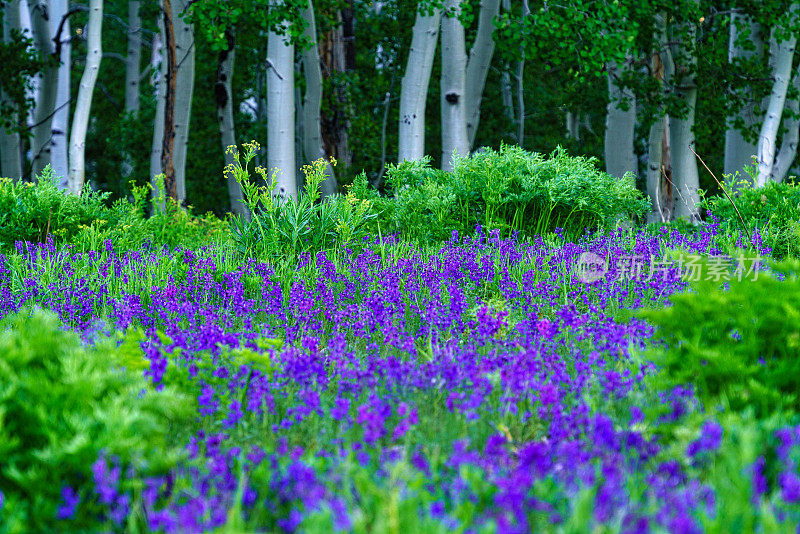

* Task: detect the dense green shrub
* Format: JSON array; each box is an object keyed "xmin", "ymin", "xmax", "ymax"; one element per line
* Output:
[
  {"xmin": 227, "ymin": 142, "xmax": 376, "ymax": 258},
  {"xmin": 0, "ymin": 166, "xmax": 228, "ymax": 253},
  {"xmin": 350, "ymin": 144, "xmax": 650, "ymax": 242},
  {"xmin": 0, "ymin": 166, "xmax": 108, "ymax": 249},
  {"xmin": 0, "ymin": 308, "xmax": 193, "ymax": 532},
  {"xmin": 636, "ymin": 257, "xmax": 800, "ymax": 416},
  {"xmin": 702, "ymin": 179, "xmax": 800, "ymax": 258}
]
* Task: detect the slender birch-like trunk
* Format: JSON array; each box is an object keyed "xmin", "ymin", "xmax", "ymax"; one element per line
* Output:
[
  {"xmin": 295, "ymin": 83, "xmax": 304, "ymax": 181},
  {"xmin": 119, "ymin": 0, "xmax": 141, "ymax": 182},
  {"xmin": 604, "ymin": 58, "xmax": 637, "ymax": 183},
  {"xmin": 771, "ymin": 67, "xmax": 800, "ymax": 183},
  {"xmin": 756, "ymin": 29, "xmax": 797, "ymax": 187},
  {"xmin": 723, "ymin": 14, "xmax": 763, "ymax": 183},
  {"xmin": 440, "ymin": 0, "xmax": 469, "ymax": 171},
  {"xmin": 51, "ymin": 0, "xmax": 70, "ymax": 189},
  {"xmin": 398, "ymin": 7, "xmax": 441, "ymax": 162},
  {"xmin": 500, "ymin": 68, "xmax": 513, "ymax": 123},
  {"xmin": 647, "ymin": 115, "xmax": 668, "ymax": 222},
  {"xmin": 149, "ymin": 30, "xmax": 165, "ymax": 185},
  {"xmin": 512, "ymin": 0, "xmax": 530, "ymax": 145},
  {"xmin": 499, "ymin": 0, "xmax": 514, "ymax": 127},
  {"xmin": 28, "ymin": 0, "xmax": 58, "ymax": 178},
  {"xmin": 646, "ymin": 14, "xmax": 672, "ymax": 221},
  {"xmin": 267, "ymin": 3, "xmax": 297, "ymax": 199},
  {"xmin": 669, "ymin": 9, "xmax": 700, "ymax": 221},
  {"xmin": 125, "ymin": 0, "xmax": 141, "ymax": 114},
  {"xmin": 215, "ymin": 29, "xmax": 248, "ymax": 219},
  {"xmin": 1, "ymin": 1, "xmax": 22, "ymax": 181},
  {"xmin": 464, "ymin": 0, "xmax": 500, "ymax": 148},
  {"xmin": 173, "ymin": 0, "xmax": 194, "ymax": 203},
  {"xmin": 301, "ymin": 0, "xmax": 337, "ymax": 196},
  {"xmin": 160, "ymin": 0, "xmax": 177, "ymax": 199},
  {"xmin": 566, "ymin": 111, "xmax": 580, "ymax": 141},
  {"xmin": 318, "ymin": 3, "xmax": 354, "ymax": 168},
  {"xmin": 68, "ymin": 0, "xmax": 102, "ymax": 195}
]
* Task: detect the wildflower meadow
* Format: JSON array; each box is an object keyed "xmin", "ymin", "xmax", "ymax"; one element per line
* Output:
[{"xmin": 1, "ymin": 145, "xmax": 800, "ymax": 533}]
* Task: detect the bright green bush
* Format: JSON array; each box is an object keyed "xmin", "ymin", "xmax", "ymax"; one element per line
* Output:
[
  {"xmin": 227, "ymin": 142, "xmax": 376, "ymax": 258},
  {"xmin": 636, "ymin": 257, "xmax": 800, "ymax": 416},
  {"xmin": 0, "ymin": 166, "xmax": 228, "ymax": 253},
  {"xmin": 702, "ymin": 179, "xmax": 800, "ymax": 258},
  {"xmin": 80, "ymin": 174, "xmax": 229, "ymax": 252},
  {"xmin": 0, "ymin": 166, "xmax": 108, "ymax": 249},
  {"xmin": 0, "ymin": 308, "xmax": 194, "ymax": 532},
  {"xmin": 350, "ymin": 144, "xmax": 650, "ymax": 242}
]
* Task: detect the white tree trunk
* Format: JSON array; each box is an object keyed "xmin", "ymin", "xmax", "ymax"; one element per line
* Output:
[
  {"xmin": 566, "ymin": 111, "xmax": 580, "ymax": 140},
  {"xmin": 68, "ymin": 0, "xmax": 102, "ymax": 195},
  {"xmin": 1, "ymin": 1, "xmax": 22, "ymax": 180},
  {"xmin": 267, "ymin": 5, "xmax": 297, "ymax": 199},
  {"xmin": 440, "ymin": 0, "xmax": 469, "ymax": 171},
  {"xmin": 756, "ymin": 30, "xmax": 797, "ymax": 187},
  {"xmin": 773, "ymin": 22, "xmax": 800, "ymax": 183},
  {"xmin": 647, "ymin": 114, "xmax": 667, "ymax": 221},
  {"xmin": 723, "ymin": 14, "xmax": 763, "ymax": 183},
  {"xmin": 295, "ymin": 83, "xmax": 304, "ymax": 181},
  {"xmin": 150, "ymin": 30, "xmax": 165, "ymax": 182},
  {"xmin": 50, "ymin": 0, "xmax": 70, "ymax": 189},
  {"xmin": 301, "ymin": 0, "xmax": 337, "ymax": 196},
  {"xmin": 671, "ymin": 98, "xmax": 700, "ymax": 220},
  {"xmin": 498, "ymin": 0, "xmax": 514, "ymax": 127},
  {"xmin": 464, "ymin": 0, "xmax": 500, "ymax": 148},
  {"xmin": 513, "ymin": 0, "xmax": 529, "ymax": 146},
  {"xmin": 646, "ymin": 13, "xmax": 671, "ymax": 222},
  {"xmin": 398, "ymin": 7, "xmax": 441, "ymax": 163},
  {"xmin": 173, "ymin": 0, "xmax": 194, "ymax": 203},
  {"xmin": 20, "ymin": 0, "xmax": 35, "ymax": 140},
  {"xmin": 669, "ymin": 6, "xmax": 700, "ymax": 221},
  {"xmin": 215, "ymin": 31, "xmax": 248, "ymax": 219},
  {"xmin": 28, "ymin": 0, "xmax": 58, "ymax": 178},
  {"xmin": 770, "ymin": 67, "xmax": 800, "ymax": 183},
  {"xmin": 125, "ymin": 0, "xmax": 141, "ymax": 114},
  {"xmin": 604, "ymin": 59, "xmax": 637, "ymax": 183},
  {"xmin": 500, "ymin": 68, "xmax": 514, "ymax": 123}
]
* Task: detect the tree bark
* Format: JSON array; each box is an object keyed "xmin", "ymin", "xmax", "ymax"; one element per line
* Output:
[
  {"xmin": 756, "ymin": 29, "xmax": 797, "ymax": 187},
  {"xmin": 50, "ymin": 0, "xmax": 69, "ymax": 189},
  {"xmin": 301, "ymin": 0, "xmax": 337, "ymax": 196},
  {"xmin": 604, "ymin": 58, "xmax": 637, "ymax": 183},
  {"xmin": 1, "ymin": 0, "xmax": 23, "ymax": 181},
  {"xmin": 267, "ymin": 2, "xmax": 297, "ymax": 199},
  {"xmin": 500, "ymin": 68, "xmax": 514, "ymax": 124},
  {"xmin": 398, "ymin": 7, "xmax": 442, "ymax": 162},
  {"xmin": 149, "ymin": 30, "xmax": 165, "ymax": 191},
  {"xmin": 514, "ymin": 0, "xmax": 529, "ymax": 146},
  {"xmin": 160, "ymin": 0, "xmax": 177, "ymax": 200},
  {"xmin": 723, "ymin": 14, "xmax": 763, "ymax": 184},
  {"xmin": 318, "ymin": 6, "xmax": 354, "ymax": 169},
  {"xmin": 67, "ymin": 0, "xmax": 102, "ymax": 195},
  {"xmin": 28, "ymin": 0, "xmax": 58, "ymax": 178},
  {"xmin": 646, "ymin": 14, "xmax": 672, "ymax": 222},
  {"xmin": 125, "ymin": 0, "xmax": 141, "ymax": 114},
  {"xmin": 498, "ymin": 0, "xmax": 513, "ymax": 128},
  {"xmin": 668, "ymin": 11, "xmax": 700, "ymax": 221},
  {"xmin": 440, "ymin": 0, "xmax": 469, "ymax": 171},
  {"xmin": 770, "ymin": 66, "xmax": 800, "ymax": 183},
  {"xmin": 566, "ymin": 111, "xmax": 580, "ymax": 141},
  {"xmin": 464, "ymin": 0, "xmax": 500, "ymax": 148},
  {"xmin": 215, "ymin": 29, "xmax": 248, "ymax": 219},
  {"xmin": 173, "ymin": 0, "xmax": 194, "ymax": 204}
]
